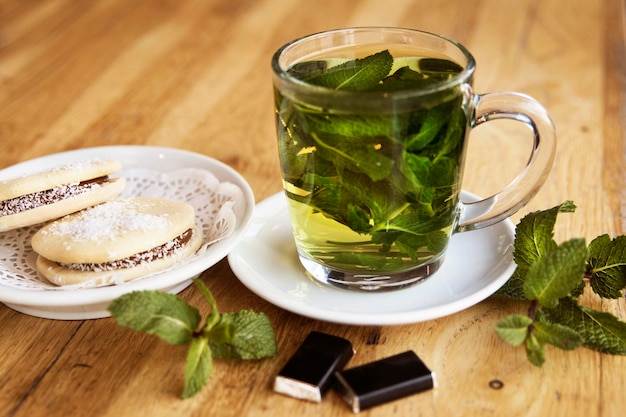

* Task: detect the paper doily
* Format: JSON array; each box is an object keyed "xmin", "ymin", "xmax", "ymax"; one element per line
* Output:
[{"xmin": 0, "ymin": 167, "xmax": 242, "ymax": 290}]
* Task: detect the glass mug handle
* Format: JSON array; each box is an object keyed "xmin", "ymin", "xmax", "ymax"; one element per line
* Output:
[{"xmin": 457, "ymin": 92, "xmax": 557, "ymax": 231}]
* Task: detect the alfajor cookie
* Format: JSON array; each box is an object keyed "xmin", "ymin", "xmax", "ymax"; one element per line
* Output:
[
  {"xmin": 0, "ymin": 158, "xmax": 125, "ymax": 232},
  {"xmin": 31, "ymin": 197, "xmax": 203, "ymax": 286}
]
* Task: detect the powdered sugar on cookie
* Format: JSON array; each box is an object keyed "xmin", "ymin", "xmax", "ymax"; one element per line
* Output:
[{"xmin": 41, "ymin": 200, "xmax": 169, "ymax": 242}]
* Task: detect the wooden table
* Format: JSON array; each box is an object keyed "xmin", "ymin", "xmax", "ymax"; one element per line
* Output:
[{"xmin": 1, "ymin": 0, "xmax": 624, "ymax": 416}]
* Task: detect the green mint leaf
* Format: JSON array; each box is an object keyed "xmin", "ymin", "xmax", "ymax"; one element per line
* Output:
[
  {"xmin": 523, "ymin": 238, "xmax": 588, "ymax": 308},
  {"xmin": 207, "ymin": 310, "xmax": 277, "ymax": 360},
  {"xmin": 304, "ymin": 50, "xmax": 393, "ymax": 91},
  {"xmin": 375, "ymin": 66, "xmax": 430, "ymax": 91},
  {"xmin": 182, "ymin": 336, "xmax": 213, "ymax": 399},
  {"xmin": 303, "ymin": 112, "xmax": 396, "ymax": 140},
  {"xmin": 287, "ymin": 60, "xmax": 327, "ymax": 80},
  {"xmin": 532, "ymin": 319, "xmax": 583, "ymax": 350},
  {"xmin": 525, "ymin": 333, "xmax": 545, "ymax": 367},
  {"xmin": 587, "ymin": 234, "xmax": 626, "ymax": 298},
  {"xmin": 495, "ymin": 270, "xmax": 527, "ymax": 299},
  {"xmin": 418, "ymin": 58, "xmax": 464, "ymax": 74},
  {"xmin": 569, "ymin": 279, "xmax": 586, "ymax": 298},
  {"xmin": 329, "ymin": 251, "xmax": 404, "ymax": 270},
  {"xmin": 108, "ymin": 291, "xmax": 201, "ymax": 345},
  {"xmin": 513, "ymin": 201, "xmax": 576, "ymax": 277},
  {"xmin": 373, "ymin": 59, "xmax": 462, "ymax": 92},
  {"xmin": 542, "ymin": 297, "xmax": 626, "ymax": 354},
  {"xmin": 432, "ymin": 107, "xmax": 466, "ymax": 162},
  {"xmin": 311, "ymin": 131, "xmax": 395, "ymax": 182},
  {"xmin": 405, "ymin": 101, "xmax": 453, "ymax": 151},
  {"xmin": 497, "ymin": 201, "xmax": 577, "ymax": 300},
  {"xmin": 495, "ymin": 315, "xmax": 532, "ymax": 346}
]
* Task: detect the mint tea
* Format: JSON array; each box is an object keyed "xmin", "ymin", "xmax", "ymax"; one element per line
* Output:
[
  {"xmin": 272, "ymin": 28, "xmax": 555, "ymax": 291},
  {"xmin": 275, "ymin": 47, "xmax": 471, "ymax": 288}
]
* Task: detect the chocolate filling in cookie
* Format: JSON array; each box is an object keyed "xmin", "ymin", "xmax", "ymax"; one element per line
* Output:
[
  {"xmin": 60, "ymin": 228, "xmax": 194, "ymax": 272},
  {"xmin": 0, "ymin": 176, "xmax": 110, "ymax": 216}
]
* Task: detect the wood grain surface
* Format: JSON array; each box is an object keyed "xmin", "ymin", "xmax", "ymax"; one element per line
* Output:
[{"xmin": 0, "ymin": 1, "xmax": 624, "ymax": 416}]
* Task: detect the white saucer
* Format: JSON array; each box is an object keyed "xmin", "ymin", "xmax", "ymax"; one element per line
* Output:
[
  {"xmin": 228, "ymin": 192, "xmax": 516, "ymax": 326},
  {"xmin": 0, "ymin": 146, "xmax": 255, "ymax": 320}
]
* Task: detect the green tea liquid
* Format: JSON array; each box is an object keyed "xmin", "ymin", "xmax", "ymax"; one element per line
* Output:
[{"xmin": 276, "ymin": 48, "xmax": 469, "ymax": 274}]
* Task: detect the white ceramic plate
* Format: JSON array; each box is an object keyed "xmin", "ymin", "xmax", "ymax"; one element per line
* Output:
[
  {"xmin": 228, "ymin": 192, "xmax": 516, "ymax": 326},
  {"xmin": 0, "ymin": 146, "xmax": 255, "ymax": 320}
]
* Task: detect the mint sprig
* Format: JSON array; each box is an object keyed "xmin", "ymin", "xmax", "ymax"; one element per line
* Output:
[
  {"xmin": 108, "ymin": 279, "xmax": 277, "ymax": 398},
  {"xmin": 495, "ymin": 201, "xmax": 626, "ymax": 366}
]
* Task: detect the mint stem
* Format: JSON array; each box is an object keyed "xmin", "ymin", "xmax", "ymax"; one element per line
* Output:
[
  {"xmin": 526, "ymin": 300, "xmax": 539, "ymax": 335},
  {"xmin": 528, "ymin": 300, "xmax": 538, "ymax": 320},
  {"xmin": 192, "ymin": 279, "xmax": 221, "ymax": 330},
  {"xmin": 527, "ymin": 299, "xmax": 539, "ymax": 332}
]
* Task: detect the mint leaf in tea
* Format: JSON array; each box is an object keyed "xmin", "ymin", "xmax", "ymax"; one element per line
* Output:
[{"xmin": 276, "ymin": 49, "xmax": 467, "ymax": 274}]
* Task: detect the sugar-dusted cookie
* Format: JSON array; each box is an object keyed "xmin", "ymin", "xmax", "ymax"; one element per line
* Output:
[
  {"xmin": 31, "ymin": 197, "xmax": 203, "ymax": 286},
  {"xmin": 0, "ymin": 158, "xmax": 125, "ymax": 232}
]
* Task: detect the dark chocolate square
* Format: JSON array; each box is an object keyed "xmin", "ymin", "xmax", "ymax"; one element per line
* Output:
[
  {"xmin": 274, "ymin": 331, "xmax": 354, "ymax": 402},
  {"xmin": 334, "ymin": 350, "xmax": 436, "ymax": 413}
]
